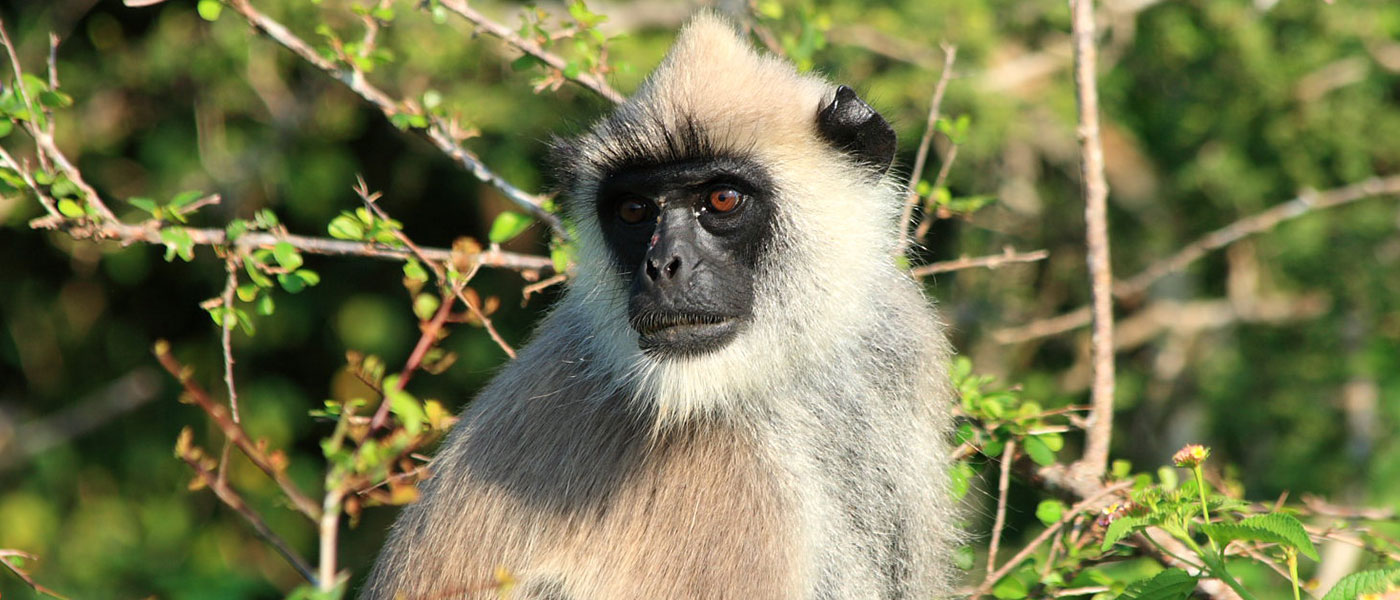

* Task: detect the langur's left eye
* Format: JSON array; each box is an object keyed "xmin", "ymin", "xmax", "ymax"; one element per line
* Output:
[{"xmin": 707, "ymin": 188, "xmax": 743, "ymax": 213}]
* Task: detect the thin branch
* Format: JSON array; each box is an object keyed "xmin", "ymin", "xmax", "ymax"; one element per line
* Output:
[
  {"xmin": 154, "ymin": 341, "xmax": 323, "ymax": 521},
  {"xmin": 968, "ymin": 480, "xmax": 1134, "ymax": 597},
  {"xmin": 215, "ymin": 257, "xmax": 240, "ymax": 487},
  {"xmin": 0, "ymin": 145, "xmax": 61, "ymax": 217},
  {"xmin": 0, "ymin": 550, "xmax": 67, "ymax": 600},
  {"xmin": 992, "ymin": 174, "xmax": 1400, "ymax": 344},
  {"xmin": 522, "ymin": 272, "xmax": 568, "ymax": 304},
  {"xmin": 177, "ymin": 437, "xmax": 319, "ymax": 586},
  {"xmin": 0, "ymin": 369, "xmax": 160, "ymax": 471},
  {"xmin": 318, "ymin": 488, "xmax": 345, "ymax": 592},
  {"xmin": 29, "ymin": 217, "xmax": 555, "ymax": 272},
  {"xmin": 898, "ymin": 44, "xmax": 957, "ymax": 255},
  {"xmin": 222, "ymin": 0, "xmax": 566, "ymax": 239},
  {"xmin": 1069, "ymin": 0, "xmax": 1114, "ymax": 479},
  {"xmin": 911, "ymin": 142, "xmax": 962, "ymax": 243},
  {"xmin": 435, "ymin": 0, "xmax": 624, "ymax": 104},
  {"xmin": 985, "ymin": 440, "xmax": 1017, "ymax": 579},
  {"xmin": 911, "ymin": 247, "xmax": 1049, "ymax": 277}
]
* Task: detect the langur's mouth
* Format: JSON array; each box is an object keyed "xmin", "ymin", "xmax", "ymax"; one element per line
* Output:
[{"xmin": 629, "ymin": 312, "xmax": 743, "ymax": 357}]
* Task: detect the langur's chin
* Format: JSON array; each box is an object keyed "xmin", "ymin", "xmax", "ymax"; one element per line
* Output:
[{"xmin": 632, "ymin": 314, "xmax": 744, "ymax": 359}]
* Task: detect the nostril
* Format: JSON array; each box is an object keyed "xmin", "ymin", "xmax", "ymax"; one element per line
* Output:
[
  {"xmin": 645, "ymin": 259, "xmax": 661, "ymax": 282},
  {"xmin": 664, "ymin": 257, "xmax": 681, "ymax": 279}
]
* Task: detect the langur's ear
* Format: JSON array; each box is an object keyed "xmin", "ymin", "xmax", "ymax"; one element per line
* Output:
[{"xmin": 816, "ymin": 85, "xmax": 897, "ymax": 175}]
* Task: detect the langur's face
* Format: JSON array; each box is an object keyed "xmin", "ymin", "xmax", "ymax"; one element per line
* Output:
[{"xmin": 595, "ymin": 155, "xmax": 776, "ymax": 359}]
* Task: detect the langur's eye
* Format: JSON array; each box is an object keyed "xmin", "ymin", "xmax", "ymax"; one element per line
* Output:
[
  {"xmin": 618, "ymin": 198, "xmax": 653, "ymax": 224},
  {"xmin": 707, "ymin": 188, "xmax": 743, "ymax": 213}
]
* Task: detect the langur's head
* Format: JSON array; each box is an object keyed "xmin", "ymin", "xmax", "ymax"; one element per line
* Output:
[{"xmin": 551, "ymin": 13, "xmax": 905, "ymax": 413}]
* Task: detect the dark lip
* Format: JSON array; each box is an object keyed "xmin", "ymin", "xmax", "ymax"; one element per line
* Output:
[
  {"xmin": 629, "ymin": 311, "xmax": 730, "ymax": 336},
  {"xmin": 629, "ymin": 312, "xmax": 743, "ymax": 358}
]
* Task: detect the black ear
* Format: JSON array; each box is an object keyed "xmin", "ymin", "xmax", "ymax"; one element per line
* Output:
[{"xmin": 816, "ymin": 85, "xmax": 897, "ymax": 175}]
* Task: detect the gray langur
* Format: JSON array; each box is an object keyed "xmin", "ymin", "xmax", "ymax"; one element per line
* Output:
[{"xmin": 363, "ymin": 13, "xmax": 958, "ymax": 600}]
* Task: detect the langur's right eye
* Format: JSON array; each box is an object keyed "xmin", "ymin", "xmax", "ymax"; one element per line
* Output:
[{"xmin": 618, "ymin": 198, "xmax": 653, "ymax": 224}]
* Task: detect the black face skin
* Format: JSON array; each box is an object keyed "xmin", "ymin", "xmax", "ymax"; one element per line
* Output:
[{"xmin": 596, "ymin": 156, "xmax": 776, "ymax": 359}]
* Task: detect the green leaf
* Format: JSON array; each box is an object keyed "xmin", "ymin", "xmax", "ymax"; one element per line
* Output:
[
  {"xmin": 328, "ymin": 214, "xmax": 366, "ymax": 240},
  {"xmin": 1157, "ymin": 466, "xmax": 1179, "ymax": 491},
  {"xmin": 160, "ymin": 227, "xmax": 195, "ymax": 262},
  {"xmin": 1035, "ymin": 499, "xmax": 1065, "ymax": 526},
  {"xmin": 953, "ymin": 545, "xmax": 974, "ymax": 571},
  {"xmin": 403, "ymin": 260, "xmax": 429, "ymax": 283},
  {"xmin": 488, "ymin": 211, "xmax": 534, "ymax": 244},
  {"xmin": 551, "ymin": 243, "xmax": 574, "ymax": 273},
  {"xmin": 413, "ymin": 293, "xmax": 441, "ymax": 321},
  {"xmin": 277, "ymin": 272, "xmax": 305, "ymax": 294},
  {"xmin": 1112, "ymin": 459, "xmax": 1133, "ymax": 479},
  {"xmin": 255, "ymin": 293, "xmax": 275, "ymax": 316},
  {"xmin": 1203, "ymin": 513, "xmax": 1319, "ymax": 561},
  {"xmin": 273, "ymin": 241, "xmax": 303, "ymax": 270},
  {"xmin": 991, "ymin": 573, "xmax": 1028, "ymax": 599},
  {"xmin": 371, "ymin": 6, "xmax": 395, "ymax": 21},
  {"xmin": 511, "ymin": 54, "xmax": 544, "ymax": 72},
  {"xmin": 1116, "ymin": 568, "xmax": 1197, "ymax": 600},
  {"xmin": 129, "ymin": 196, "xmax": 158, "ymax": 215},
  {"xmin": 0, "ymin": 119, "xmax": 12, "ymax": 138},
  {"xmin": 196, "ymin": 0, "xmax": 223, "ymax": 21},
  {"xmin": 235, "ymin": 284, "xmax": 259, "ymax": 302},
  {"xmin": 383, "ymin": 381, "xmax": 425, "ymax": 434},
  {"xmin": 38, "ymin": 90, "xmax": 74, "ymax": 109},
  {"xmin": 57, "ymin": 198, "xmax": 84, "ymax": 218},
  {"xmin": 1101, "ymin": 516, "xmax": 1149, "ymax": 551},
  {"xmin": 245, "ymin": 258, "xmax": 272, "ymax": 288},
  {"xmin": 295, "ymin": 269, "xmax": 320, "ymax": 286},
  {"xmin": 1322, "ymin": 568, "xmax": 1400, "ymax": 600},
  {"xmin": 1024, "ymin": 435, "xmax": 1056, "ymax": 466},
  {"xmin": 169, "ymin": 190, "xmax": 203, "ymax": 209},
  {"xmin": 949, "ymin": 461, "xmax": 974, "ymax": 500}
]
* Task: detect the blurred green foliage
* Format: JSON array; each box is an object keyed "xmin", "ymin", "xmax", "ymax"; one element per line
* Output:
[{"xmin": 2, "ymin": 0, "xmax": 1399, "ymax": 597}]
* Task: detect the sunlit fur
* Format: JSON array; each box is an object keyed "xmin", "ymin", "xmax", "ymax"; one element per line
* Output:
[{"xmin": 362, "ymin": 13, "xmax": 957, "ymax": 599}]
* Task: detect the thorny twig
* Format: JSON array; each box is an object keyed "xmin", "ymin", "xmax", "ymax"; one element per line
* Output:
[
  {"xmin": 435, "ymin": 0, "xmax": 624, "ymax": 104},
  {"xmin": 221, "ymin": 0, "xmax": 567, "ymax": 239},
  {"xmin": 898, "ymin": 44, "xmax": 957, "ymax": 255},
  {"xmin": 154, "ymin": 341, "xmax": 323, "ymax": 521},
  {"xmin": 176, "ymin": 433, "xmax": 319, "ymax": 586}
]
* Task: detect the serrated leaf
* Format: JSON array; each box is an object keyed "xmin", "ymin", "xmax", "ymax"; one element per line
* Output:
[
  {"xmin": 1203, "ymin": 513, "xmax": 1319, "ymax": 560},
  {"xmin": 1116, "ymin": 568, "xmax": 1197, "ymax": 600},
  {"xmin": 1036, "ymin": 499, "xmax": 1065, "ymax": 526},
  {"xmin": 1024, "ymin": 435, "xmax": 1056, "ymax": 466},
  {"xmin": 1101, "ymin": 516, "xmax": 1149, "ymax": 551},
  {"xmin": 273, "ymin": 241, "xmax": 303, "ymax": 270},
  {"xmin": 1321, "ymin": 568, "xmax": 1400, "ymax": 600},
  {"xmin": 488, "ymin": 211, "xmax": 534, "ymax": 244}
]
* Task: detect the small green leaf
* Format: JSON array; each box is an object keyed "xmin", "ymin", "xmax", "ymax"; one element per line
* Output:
[
  {"xmin": 488, "ymin": 211, "xmax": 534, "ymax": 244},
  {"xmin": 403, "ymin": 260, "xmax": 429, "ymax": 283},
  {"xmin": 295, "ymin": 269, "xmax": 320, "ymax": 286},
  {"xmin": 1024, "ymin": 435, "xmax": 1056, "ymax": 466},
  {"xmin": 1156, "ymin": 466, "xmax": 1179, "ymax": 491},
  {"xmin": 1035, "ymin": 499, "xmax": 1065, "ymax": 526},
  {"xmin": 255, "ymin": 293, "xmax": 275, "ymax": 316},
  {"xmin": 196, "ymin": 0, "xmax": 223, "ymax": 21},
  {"xmin": 413, "ymin": 293, "xmax": 441, "ymax": 321},
  {"xmin": 226, "ymin": 219, "xmax": 248, "ymax": 241},
  {"xmin": 384, "ymin": 383, "xmax": 425, "ymax": 434},
  {"xmin": 38, "ymin": 90, "xmax": 74, "ymax": 108},
  {"xmin": 127, "ymin": 196, "xmax": 157, "ymax": 215},
  {"xmin": 1112, "ymin": 459, "xmax": 1133, "ymax": 479},
  {"xmin": 1203, "ymin": 513, "xmax": 1319, "ymax": 561},
  {"xmin": 169, "ymin": 190, "xmax": 203, "ymax": 209},
  {"xmin": 1322, "ymin": 568, "xmax": 1400, "ymax": 600},
  {"xmin": 1116, "ymin": 568, "xmax": 1197, "ymax": 600},
  {"xmin": 371, "ymin": 6, "xmax": 395, "ymax": 21},
  {"xmin": 57, "ymin": 198, "xmax": 84, "ymax": 218},
  {"xmin": 277, "ymin": 272, "xmax": 305, "ymax": 293},
  {"xmin": 273, "ymin": 241, "xmax": 303, "ymax": 270},
  {"xmin": 0, "ymin": 120, "xmax": 12, "ymax": 138},
  {"xmin": 949, "ymin": 461, "xmax": 974, "ymax": 500},
  {"xmin": 991, "ymin": 573, "xmax": 1028, "ymax": 599},
  {"xmin": 245, "ymin": 258, "xmax": 272, "ymax": 288},
  {"xmin": 953, "ymin": 545, "xmax": 974, "ymax": 571},
  {"xmin": 328, "ymin": 214, "xmax": 366, "ymax": 240},
  {"xmin": 236, "ymin": 284, "xmax": 259, "ymax": 302}
]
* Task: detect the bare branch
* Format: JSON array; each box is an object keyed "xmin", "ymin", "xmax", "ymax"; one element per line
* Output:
[
  {"xmin": 0, "ymin": 549, "xmax": 67, "ymax": 600},
  {"xmin": 154, "ymin": 341, "xmax": 323, "ymax": 521},
  {"xmin": 28, "ymin": 216, "xmax": 555, "ymax": 272},
  {"xmin": 984, "ymin": 440, "xmax": 1016, "ymax": 580},
  {"xmin": 435, "ymin": 0, "xmax": 625, "ymax": 104},
  {"xmin": 898, "ymin": 44, "xmax": 957, "ymax": 255},
  {"xmin": 911, "ymin": 247, "xmax": 1048, "ymax": 277},
  {"xmin": 222, "ymin": 0, "xmax": 567, "ymax": 239},
  {"xmin": 177, "ymin": 435, "xmax": 319, "ymax": 586},
  {"xmin": 992, "ymin": 174, "xmax": 1400, "ymax": 345},
  {"xmin": 1069, "ymin": 0, "xmax": 1116, "ymax": 480}
]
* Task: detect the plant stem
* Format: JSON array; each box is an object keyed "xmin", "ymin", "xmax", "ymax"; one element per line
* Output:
[
  {"xmin": 1176, "ymin": 529, "xmax": 1257, "ymax": 600},
  {"xmin": 1286, "ymin": 547, "xmax": 1300, "ymax": 600},
  {"xmin": 1193, "ymin": 464, "xmax": 1218, "ymax": 552}
]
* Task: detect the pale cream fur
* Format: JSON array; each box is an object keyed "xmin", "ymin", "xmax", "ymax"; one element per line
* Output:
[{"xmin": 362, "ymin": 13, "xmax": 957, "ymax": 600}]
